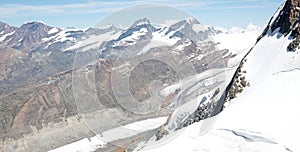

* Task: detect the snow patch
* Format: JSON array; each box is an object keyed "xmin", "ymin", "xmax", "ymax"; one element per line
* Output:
[
  {"xmin": 136, "ymin": 20, "xmax": 150, "ymax": 26},
  {"xmin": 0, "ymin": 31, "xmax": 15, "ymax": 41},
  {"xmin": 113, "ymin": 28, "xmax": 148, "ymax": 47},
  {"xmin": 177, "ymin": 40, "xmax": 191, "ymax": 50},
  {"xmin": 152, "ymin": 28, "xmax": 180, "ymax": 45},
  {"xmin": 163, "ymin": 19, "xmax": 180, "ymax": 26},
  {"xmin": 185, "ymin": 17, "xmax": 197, "ymax": 24},
  {"xmin": 192, "ymin": 24, "xmax": 206, "ymax": 33},
  {"xmin": 136, "ymin": 27, "xmax": 181, "ymax": 55},
  {"xmin": 48, "ymin": 27, "xmax": 59, "ymax": 34},
  {"xmin": 137, "ymin": 40, "xmax": 169, "ymax": 55},
  {"xmin": 48, "ymin": 134, "xmax": 106, "ymax": 152},
  {"xmin": 101, "ymin": 117, "xmax": 167, "ymax": 142},
  {"xmin": 42, "ymin": 29, "xmax": 80, "ymax": 48},
  {"xmin": 65, "ymin": 31, "xmax": 121, "ymax": 52}
]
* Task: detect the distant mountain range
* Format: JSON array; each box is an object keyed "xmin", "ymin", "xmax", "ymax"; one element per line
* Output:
[{"xmin": 0, "ymin": 16, "xmax": 237, "ymax": 151}]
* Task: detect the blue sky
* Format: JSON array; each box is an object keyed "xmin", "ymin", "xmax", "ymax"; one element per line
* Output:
[{"xmin": 0, "ymin": 0, "xmax": 284, "ymax": 28}]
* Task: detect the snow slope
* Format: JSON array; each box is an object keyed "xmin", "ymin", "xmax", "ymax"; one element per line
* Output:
[
  {"xmin": 138, "ymin": 117, "xmax": 292, "ymax": 152},
  {"xmin": 137, "ymin": 25, "xmax": 300, "ymax": 152},
  {"xmin": 136, "ymin": 27, "xmax": 180, "ymax": 55},
  {"xmin": 213, "ymin": 30, "xmax": 300, "ymax": 151},
  {"xmin": 113, "ymin": 27, "xmax": 148, "ymax": 47}
]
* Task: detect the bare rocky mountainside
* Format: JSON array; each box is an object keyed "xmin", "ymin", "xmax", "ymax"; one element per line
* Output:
[{"xmin": 0, "ymin": 17, "xmax": 234, "ymax": 151}]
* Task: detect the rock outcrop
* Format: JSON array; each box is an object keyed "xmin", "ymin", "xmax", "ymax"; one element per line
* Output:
[{"xmin": 260, "ymin": 0, "xmax": 300, "ymax": 51}]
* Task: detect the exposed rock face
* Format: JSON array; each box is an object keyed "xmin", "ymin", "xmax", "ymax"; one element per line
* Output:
[
  {"xmin": 0, "ymin": 22, "xmax": 61, "ymax": 52},
  {"xmin": 0, "ymin": 69, "xmax": 76, "ymax": 139},
  {"xmin": 271, "ymin": 0, "xmax": 299, "ymax": 35},
  {"xmin": 225, "ymin": 0, "xmax": 300, "ymax": 105},
  {"xmin": 129, "ymin": 59, "xmax": 179, "ymax": 102},
  {"xmin": 8, "ymin": 22, "xmax": 56, "ymax": 51},
  {"xmin": 167, "ymin": 17, "xmax": 217, "ymax": 42},
  {"xmin": 260, "ymin": 0, "xmax": 300, "ymax": 51}
]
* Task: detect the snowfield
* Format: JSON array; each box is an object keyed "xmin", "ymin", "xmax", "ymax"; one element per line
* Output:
[
  {"xmin": 49, "ymin": 117, "xmax": 167, "ymax": 152},
  {"xmin": 138, "ymin": 117, "xmax": 292, "ymax": 152},
  {"xmin": 65, "ymin": 31, "xmax": 121, "ymax": 52},
  {"xmin": 214, "ymin": 23, "xmax": 262, "ymax": 66}
]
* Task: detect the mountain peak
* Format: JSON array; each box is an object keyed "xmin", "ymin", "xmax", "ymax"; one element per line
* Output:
[
  {"xmin": 184, "ymin": 17, "xmax": 200, "ymax": 24},
  {"xmin": 20, "ymin": 21, "xmax": 52, "ymax": 31},
  {"xmin": 22, "ymin": 21, "xmax": 46, "ymax": 26},
  {"xmin": 129, "ymin": 18, "xmax": 151, "ymax": 28},
  {"xmin": 0, "ymin": 21, "xmax": 9, "ymax": 26},
  {"xmin": 258, "ymin": 0, "xmax": 300, "ymax": 51},
  {"xmin": 0, "ymin": 21, "xmax": 17, "ymax": 33},
  {"xmin": 270, "ymin": 0, "xmax": 300, "ymax": 35}
]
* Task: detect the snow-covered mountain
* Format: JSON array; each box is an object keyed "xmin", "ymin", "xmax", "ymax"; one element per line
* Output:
[
  {"xmin": 0, "ymin": 22, "xmax": 17, "ymax": 42},
  {"xmin": 0, "ymin": 21, "xmax": 60, "ymax": 52},
  {"xmin": 134, "ymin": 0, "xmax": 300, "ymax": 151},
  {"xmin": 166, "ymin": 17, "xmax": 220, "ymax": 42}
]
